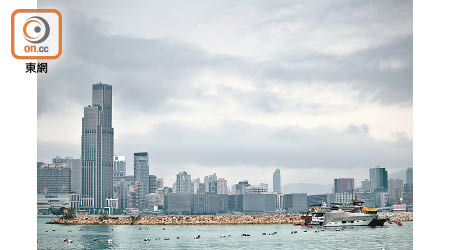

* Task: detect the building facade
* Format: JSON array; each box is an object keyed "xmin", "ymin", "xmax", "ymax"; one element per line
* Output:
[
  {"xmin": 283, "ymin": 193, "xmax": 308, "ymax": 212},
  {"xmin": 81, "ymin": 83, "xmax": 114, "ymax": 209},
  {"xmin": 273, "ymin": 169, "xmax": 281, "ymax": 194},
  {"xmin": 53, "ymin": 156, "xmax": 81, "ymax": 194},
  {"xmin": 370, "ymin": 167, "xmax": 388, "ymax": 193},
  {"xmin": 113, "ymin": 155, "xmax": 126, "ymax": 177},
  {"xmin": 176, "ymin": 171, "xmax": 192, "ymax": 194},
  {"xmin": 37, "ymin": 163, "xmax": 71, "ymax": 194},
  {"xmin": 333, "ymin": 178, "xmax": 354, "ymax": 193}
]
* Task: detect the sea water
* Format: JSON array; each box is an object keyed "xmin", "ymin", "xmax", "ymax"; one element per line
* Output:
[{"xmin": 37, "ymin": 217, "xmax": 412, "ymax": 250}]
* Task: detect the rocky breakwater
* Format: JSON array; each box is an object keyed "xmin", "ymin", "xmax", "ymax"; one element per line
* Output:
[
  {"xmin": 47, "ymin": 214, "xmax": 307, "ymax": 225},
  {"xmin": 378, "ymin": 212, "xmax": 413, "ymax": 222}
]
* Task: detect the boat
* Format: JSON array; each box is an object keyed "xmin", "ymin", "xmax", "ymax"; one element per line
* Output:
[{"xmin": 322, "ymin": 210, "xmax": 373, "ymax": 227}]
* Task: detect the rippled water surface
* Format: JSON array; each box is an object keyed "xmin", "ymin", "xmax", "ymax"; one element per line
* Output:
[{"xmin": 37, "ymin": 217, "xmax": 412, "ymax": 250}]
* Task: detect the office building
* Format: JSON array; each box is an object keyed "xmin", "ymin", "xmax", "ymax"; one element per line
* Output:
[
  {"xmin": 149, "ymin": 175, "xmax": 158, "ymax": 193},
  {"xmin": 307, "ymin": 194, "xmax": 328, "ymax": 207},
  {"xmin": 283, "ymin": 193, "xmax": 308, "ymax": 212},
  {"xmin": 53, "ymin": 156, "xmax": 81, "ymax": 194},
  {"xmin": 402, "ymin": 168, "xmax": 413, "ymax": 205},
  {"xmin": 175, "ymin": 171, "xmax": 191, "ymax": 194},
  {"xmin": 81, "ymin": 83, "xmax": 114, "ymax": 209},
  {"xmin": 134, "ymin": 152, "xmax": 149, "ymax": 194},
  {"xmin": 243, "ymin": 193, "xmax": 277, "ymax": 213},
  {"xmin": 388, "ymin": 178, "xmax": 404, "ymax": 205},
  {"xmin": 217, "ymin": 178, "xmax": 228, "ymax": 194},
  {"xmin": 113, "ymin": 155, "xmax": 126, "ymax": 177},
  {"xmin": 333, "ymin": 178, "xmax": 354, "ymax": 193},
  {"xmin": 37, "ymin": 163, "xmax": 71, "ymax": 194},
  {"xmin": 370, "ymin": 167, "xmax": 388, "ymax": 193},
  {"xmin": 164, "ymin": 194, "xmax": 191, "ymax": 214},
  {"xmin": 204, "ymin": 173, "xmax": 218, "ymax": 193},
  {"xmin": 191, "ymin": 193, "xmax": 228, "ymax": 214},
  {"xmin": 273, "ymin": 169, "xmax": 281, "ymax": 194}
]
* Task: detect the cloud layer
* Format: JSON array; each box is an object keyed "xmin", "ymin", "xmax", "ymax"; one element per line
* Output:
[{"xmin": 38, "ymin": 0, "xmax": 412, "ymax": 187}]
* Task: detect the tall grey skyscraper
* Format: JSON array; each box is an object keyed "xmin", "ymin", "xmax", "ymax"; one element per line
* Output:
[
  {"xmin": 370, "ymin": 167, "xmax": 388, "ymax": 193},
  {"xmin": 273, "ymin": 169, "xmax": 281, "ymax": 194},
  {"xmin": 81, "ymin": 83, "xmax": 114, "ymax": 209},
  {"xmin": 404, "ymin": 167, "xmax": 413, "ymax": 192},
  {"xmin": 134, "ymin": 152, "xmax": 150, "ymax": 194},
  {"xmin": 175, "ymin": 171, "xmax": 191, "ymax": 194}
]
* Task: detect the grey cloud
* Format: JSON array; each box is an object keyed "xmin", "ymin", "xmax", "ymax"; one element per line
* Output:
[
  {"xmin": 112, "ymin": 121, "xmax": 411, "ymax": 170},
  {"xmin": 38, "ymin": 0, "xmax": 412, "ymax": 118}
]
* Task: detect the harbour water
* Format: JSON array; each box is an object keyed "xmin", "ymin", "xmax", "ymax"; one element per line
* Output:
[{"xmin": 37, "ymin": 217, "xmax": 412, "ymax": 249}]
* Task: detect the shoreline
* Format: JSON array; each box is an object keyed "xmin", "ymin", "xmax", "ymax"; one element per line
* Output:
[{"xmin": 47, "ymin": 212, "xmax": 413, "ymax": 226}]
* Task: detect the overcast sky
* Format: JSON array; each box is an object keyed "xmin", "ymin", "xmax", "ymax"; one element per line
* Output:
[{"xmin": 37, "ymin": 0, "xmax": 412, "ymax": 190}]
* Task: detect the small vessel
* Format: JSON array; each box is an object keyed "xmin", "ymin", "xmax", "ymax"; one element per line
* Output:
[
  {"xmin": 93, "ymin": 238, "xmax": 99, "ymax": 242},
  {"xmin": 107, "ymin": 239, "xmax": 113, "ymax": 243},
  {"xmin": 164, "ymin": 237, "xmax": 170, "ymax": 240}
]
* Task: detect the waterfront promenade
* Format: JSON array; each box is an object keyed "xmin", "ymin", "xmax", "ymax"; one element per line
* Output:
[{"xmin": 47, "ymin": 212, "xmax": 413, "ymax": 226}]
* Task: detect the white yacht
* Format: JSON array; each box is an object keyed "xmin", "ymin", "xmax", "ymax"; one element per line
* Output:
[{"xmin": 322, "ymin": 210, "xmax": 373, "ymax": 227}]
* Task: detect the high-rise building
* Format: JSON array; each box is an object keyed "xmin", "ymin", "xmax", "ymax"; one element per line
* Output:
[
  {"xmin": 113, "ymin": 155, "xmax": 126, "ymax": 177},
  {"xmin": 204, "ymin": 173, "xmax": 218, "ymax": 193},
  {"xmin": 370, "ymin": 167, "xmax": 388, "ymax": 193},
  {"xmin": 402, "ymin": 168, "xmax": 413, "ymax": 205},
  {"xmin": 149, "ymin": 175, "xmax": 158, "ymax": 193},
  {"xmin": 134, "ymin": 152, "xmax": 149, "ymax": 193},
  {"xmin": 388, "ymin": 178, "xmax": 404, "ymax": 205},
  {"xmin": 81, "ymin": 83, "xmax": 114, "ymax": 209},
  {"xmin": 333, "ymin": 178, "xmax": 354, "ymax": 193},
  {"xmin": 192, "ymin": 178, "xmax": 201, "ymax": 194},
  {"xmin": 37, "ymin": 163, "xmax": 71, "ymax": 194},
  {"xmin": 273, "ymin": 169, "xmax": 281, "ymax": 194},
  {"xmin": 217, "ymin": 178, "xmax": 228, "ymax": 194},
  {"xmin": 176, "ymin": 171, "xmax": 191, "ymax": 194},
  {"xmin": 53, "ymin": 156, "xmax": 81, "ymax": 194},
  {"xmin": 404, "ymin": 168, "xmax": 413, "ymax": 192},
  {"xmin": 361, "ymin": 179, "xmax": 370, "ymax": 190}
]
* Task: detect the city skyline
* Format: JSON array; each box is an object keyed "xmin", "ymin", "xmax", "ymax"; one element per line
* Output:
[{"xmin": 38, "ymin": 0, "xmax": 412, "ymax": 188}]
